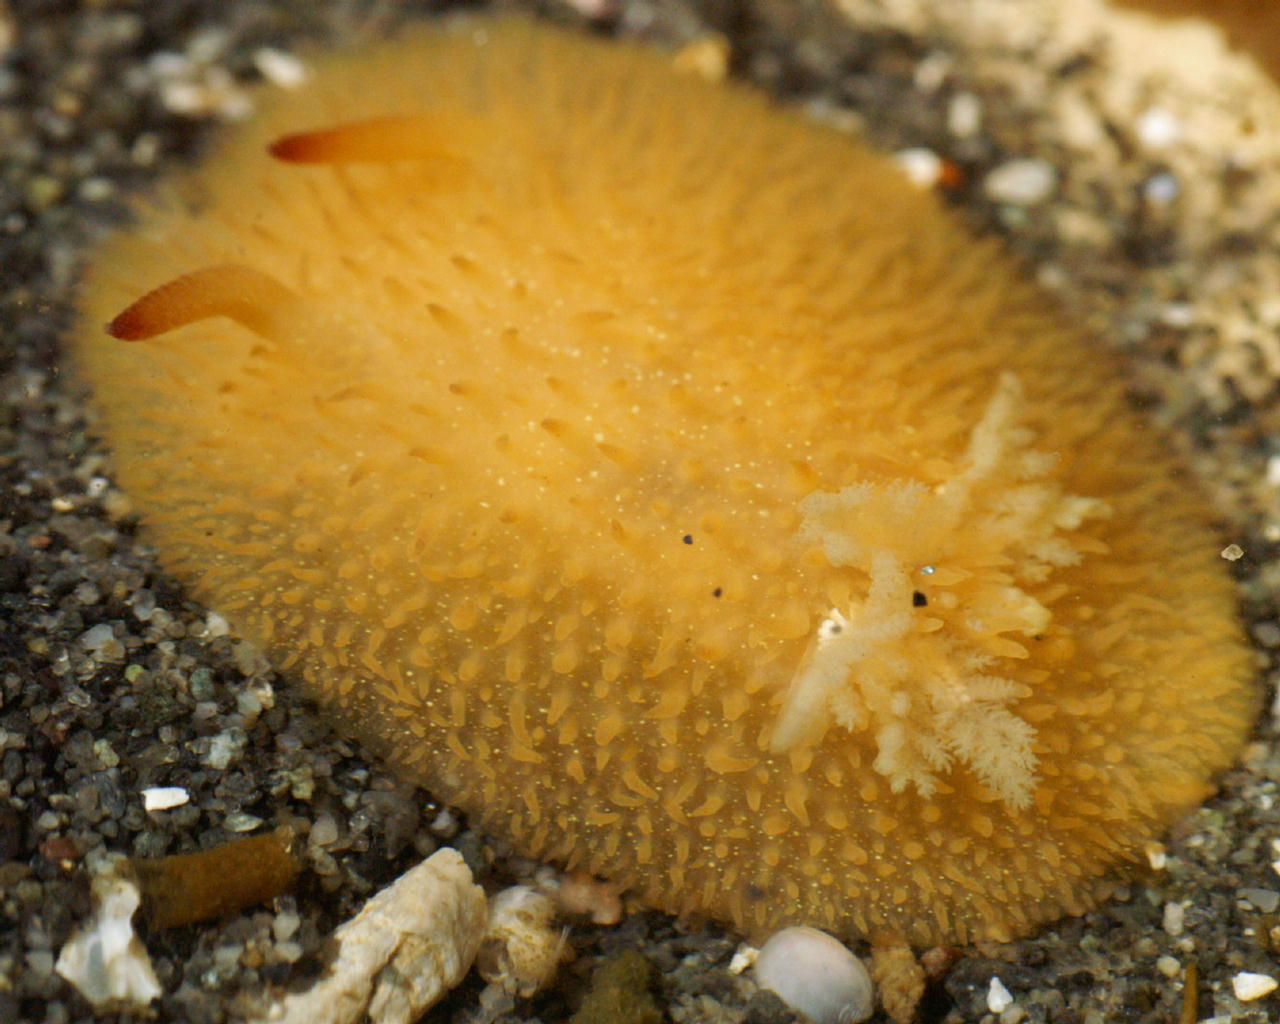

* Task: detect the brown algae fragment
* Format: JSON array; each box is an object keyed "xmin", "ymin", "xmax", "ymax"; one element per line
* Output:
[{"xmin": 132, "ymin": 826, "xmax": 300, "ymax": 929}]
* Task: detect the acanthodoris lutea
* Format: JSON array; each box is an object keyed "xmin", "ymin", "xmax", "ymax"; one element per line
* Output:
[{"xmin": 74, "ymin": 17, "xmax": 1257, "ymax": 946}]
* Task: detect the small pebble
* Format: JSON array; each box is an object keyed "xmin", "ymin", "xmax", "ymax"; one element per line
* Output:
[
  {"xmin": 272, "ymin": 911, "xmax": 300, "ymax": 943},
  {"xmin": 983, "ymin": 158, "xmax": 1057, "ymax": 206},
  {"xmin": 25, "ymin": 175, "xmax": 64, "ymax": 211},
  {"xmin": 92, "ymin": 739, "xmax": 119, "ymax": 768},
  {"xmin": 237, "ymin": 690, "xmax": 262, "ymax": 718},
  {"xmin": 987, "ymin": 976, "xmax": 1014, "ymax": 1014},
  {"xmin": 190, "ymin": 669, "xmax": 216, "ymax": 701},
  {"xmin": 203, "ymin": 731, "xmax": 244, "ymax": 770},
  {"xmin": 309, "ymin": 814, "xmax": 339, "ymax": 848},
  {"xmin": 251, "ymin": 47, "xmax": 308, "ymax": 88},
  {"xmin": 1232, "ymin": 971, "xmax": 1278, "ymax": 1001},
  {"xmin": 754, "ymin": 926, "xmax": 873, "ymax": 1024},
  {"xmin": 79, "ymin": 623, "xmax": 119, "ymax": 654},
  {"xmin": 78, "ymin": 177, "xmax": 115, "ymax": 202},
  {"xmin": 1221, "ymin": 544, "xmax": 1244, "ymax": 562},
  {"xmin": 212, "ymin": 943, "xmax": 242, "ymax": 970},
  {"xmin": 999, "ymin": 1004, "xmax": 1027, "ymax": 1024},
  {"xmin": 130, "ymin": 590, "xmax": 157, "ymax": 621},
  {"xmin": 1155, "ymin": 955, "xmax": 1181, "ymax": 979},
  {"xmin": 222, "ymin": 812, "xmax": 263, "ymax": 833},
  {"xmin": 947, "ymin": 91, "xmax": 982, "ymax": 137},
  {"xmin": 1162, "ymin": 902, "xmax": 1185, "ymax": 937},
  {"xmin": 1252, "ymin": 621, "xmax": 1280, "ymax": 648},
  {"xmin": 74, "ymin": 582, "xmax": 100, "ymax": 605},
  {"xmin": 1240, "ymin": 887, "xmax": 1280, "ymax": 913},
  {"xmin": 913, "ymin": 51, "xmax": 952, "ymax": 92},
  {"xmin": 561, "ymin": 0, "xmax": 617, "ymax": 18},
  {"xmin": 27, "ymin": 950, "xmax": 55, "ymax": 977},
  {"xmin": 1159, "ymin": 302, "xmax": 1194, "ymax": 328},
  {"xmin": 893, "ymin": 147, "xmax": 942, "ymax": 189}
]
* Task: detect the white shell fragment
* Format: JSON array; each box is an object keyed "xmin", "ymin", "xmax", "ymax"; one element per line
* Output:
[
  {"xmin": 1233, "ymin": 971, "xmax": 1279, "ymax": 1002},
  {"xmin": 728, "ymin": 944, "xmax": 758, "ymax": 975},
  {"xmin": 141, "ymin": 785, "xmax": 190, "ymax": 811},
  {"xmin": 754, "ymin": 926, "xmax": 874, "ymax": 1024},
  {"xmin": 251, "ymin": 847, "xmax": 486, "ymax": 1024},
  {"xmin": 475, "ymin": 885, "xmax": 566, "ymax": 998},
  {"xmin": 55, "ymin": 853, "xmax": 161, "ymax": 1009}
]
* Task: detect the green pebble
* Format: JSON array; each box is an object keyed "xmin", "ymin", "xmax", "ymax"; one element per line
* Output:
[{"xmin": 189, "ymin": 666, "xmax": 215, "ymax": 700}]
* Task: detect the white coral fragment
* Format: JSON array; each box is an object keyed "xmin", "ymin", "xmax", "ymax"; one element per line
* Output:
[
  {"xmin": 475, "ymin": 885, "xmax": 567, "ymax": 998},
  {"xmin": 251, "ymin": 847, "xmax": 486, "ymax": 1024},
  {"xmin": 777, "ymin": 374, "xmax": 1110, "ymax": 808},
  {"xmin": 55, "ymin": 852, "xmax": 162, "ymax": 1010}
]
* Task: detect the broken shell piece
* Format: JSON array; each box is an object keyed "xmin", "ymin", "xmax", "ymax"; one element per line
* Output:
[
  {"xmin": 251, "ymin": 847, "xmax": 486, "ymax": 1024},
  {"xmin": 476, "ymin": 885, "xmax": 567, "ymax": 998},
  {"xmin": 754, "ymin": 926, "xmax": 873, "ymax": 1024},
  {"xmin": 55, "ymin": 852, "xmax": 162, "ymax": 1009},
  {"xmin": 727, "ymin": 943, "xmax": 758, "ymax": 975},
  {"xmin": 141, "ymin": 785, "xmax": 189, "ymax": 811}
]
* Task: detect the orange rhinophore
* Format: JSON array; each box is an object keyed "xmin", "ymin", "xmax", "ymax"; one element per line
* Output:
[
  {"xmin": 269, "ymin": 115, "xmax": 470, "ymax": 167},
  {"xmin": 107, "ymin": 264, "xmax": 300, "ymax": 342}
]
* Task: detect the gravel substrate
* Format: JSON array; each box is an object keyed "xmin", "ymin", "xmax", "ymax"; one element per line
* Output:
[{"xmin": 4, "ymin": 1, "xmax": 1280, "ymax": 1022}]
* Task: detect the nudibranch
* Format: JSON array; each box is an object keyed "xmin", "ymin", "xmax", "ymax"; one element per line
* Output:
[{"xmin": 73, "ymin": 17, "xmax": 1257, "ymax": 946}]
